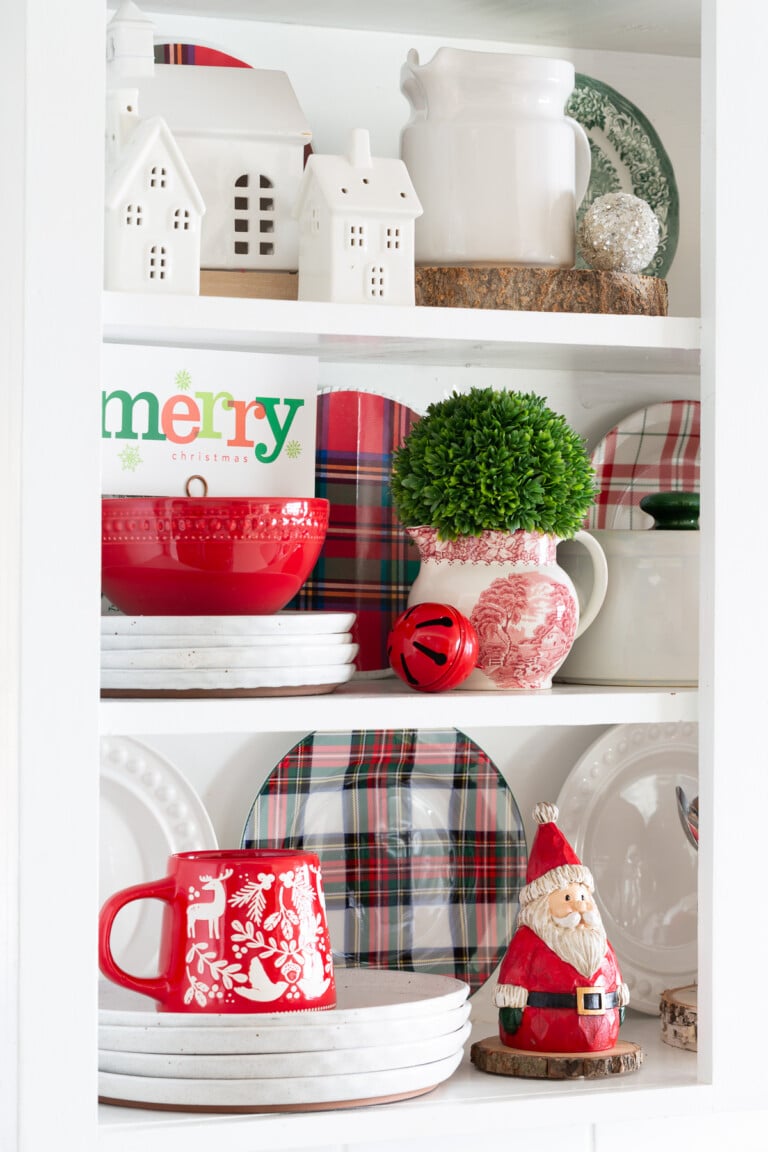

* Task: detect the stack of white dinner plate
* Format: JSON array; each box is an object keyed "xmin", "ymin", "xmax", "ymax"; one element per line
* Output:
[
  {"xmin": 98, "ymin": 968, "xmax": 471, "ymax": 1112},
  {"xmin": 100, "ymin": 612, "xmax": 358, "ymax": 697}
]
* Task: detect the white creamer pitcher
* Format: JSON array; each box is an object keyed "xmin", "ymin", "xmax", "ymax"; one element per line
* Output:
[{"xmin": 400, "ymin": 47, "xmax": 591, "ymax": 267}]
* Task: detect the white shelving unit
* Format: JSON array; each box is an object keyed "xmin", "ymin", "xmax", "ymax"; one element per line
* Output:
[{"xmin": 7, "ymin": 1, "xmax": 768, "ymax": 1150}]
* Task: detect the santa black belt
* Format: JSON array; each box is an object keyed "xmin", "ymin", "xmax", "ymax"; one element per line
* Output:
[{"xmin": 527, "ymin": 989, "xmax": 619, "ymax": 1016}]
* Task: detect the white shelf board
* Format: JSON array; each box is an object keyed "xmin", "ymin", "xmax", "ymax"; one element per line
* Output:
[
  {"xmin": 102, "ymin": 292, "xmax": 701, "ymax": 373},
  {"xmin": 97, "ymin": 1010, "xmax": 706, "ymax": 1151},
  {"xmin": 138, "ymin": 0, "xmax": 701, "ymax": 57},
  {"xmin": 99, "ymin": 680, "xmax": 698, "ymax": 735}
]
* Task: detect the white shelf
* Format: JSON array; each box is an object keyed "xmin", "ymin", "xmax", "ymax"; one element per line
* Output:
[
  {"xmin": 138, "ymin": 0, "xmax": 701, "ymax": 57},
  {"xmin": 102, "ymin": 292, "xmax": 701, "ymax": 373},
  {"xmin": 99, "ymin": 680, "xmax": 698, "ymax": 735},
  {"xmin": 97, "ymin": 1010, "xmax": 705, "ymax": 1151}
]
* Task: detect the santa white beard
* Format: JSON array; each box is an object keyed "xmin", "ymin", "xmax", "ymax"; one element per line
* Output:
[{"xmin": 519, "ymin": 890, "xmax": 608, "ymax": 978}]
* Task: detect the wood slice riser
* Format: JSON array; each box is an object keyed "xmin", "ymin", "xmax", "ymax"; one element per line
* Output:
[
  {"xmin": 415, "ymin": 265, "xmax": 668, "ymax": 316},
  {"xmin": 471, "ymin": 1035, "xmax": 644, "ymax": 1080}
]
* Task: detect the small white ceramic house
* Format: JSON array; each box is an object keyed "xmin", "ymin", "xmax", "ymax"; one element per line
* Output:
[
  {"xmin": 104, "ymin": 91, "xmax": 205, "ymax": 294},
  {"xmin": 135, "ymin": 65, "xmax": 313, "ymax": 272},
  {"xmin": 106, "ymin": 0, "xmax": 155, "ymax": 84},
  {"xmin": 294, "ymin": 128, "xmax": 423, "ymax": 305}
]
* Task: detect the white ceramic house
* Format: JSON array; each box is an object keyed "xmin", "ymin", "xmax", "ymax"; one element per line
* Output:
[
  {"xmin": 104, "ymin": 90, "xmax": 205, "ymax": 294},
  {"xmin": 135, "ymin": 65, "xmax": 313, "ymax": 272},
  {"xmin": 106, "ymin": 0, "xmax": 156, "ymax": 84},
  {"xmin": 294, "ymin": 128, "xmax": 423, "ymax": 305}
]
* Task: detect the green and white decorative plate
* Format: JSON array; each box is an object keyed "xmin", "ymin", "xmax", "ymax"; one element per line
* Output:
[{"xmin": 567, "ymin": 73, "xmax": 679, "ymax": 278}]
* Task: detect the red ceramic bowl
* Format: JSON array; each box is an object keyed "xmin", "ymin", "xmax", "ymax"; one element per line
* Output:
[{"xmin": 102, "ymin": 497, "xmax": 329, "ymax": 615}]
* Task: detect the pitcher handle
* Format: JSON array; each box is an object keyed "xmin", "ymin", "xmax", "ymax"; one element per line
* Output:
[
  {"xmin": 570, "ymin": 529, "xmax": 608, "ymax": 638},
  {"xmin": 567, "ymin": 117, "xmax": 592, "ymax": 208}
]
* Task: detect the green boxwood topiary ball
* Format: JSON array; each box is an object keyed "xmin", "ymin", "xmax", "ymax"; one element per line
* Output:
[{"xmin": 390, "ymin": 388, "xmax": 598, "ymax": 541}]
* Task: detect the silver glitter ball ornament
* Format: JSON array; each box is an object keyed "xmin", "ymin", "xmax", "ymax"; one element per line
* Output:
[{"xmin": 577, "ymin": 192, "xmax": 660, "ymax": 274}]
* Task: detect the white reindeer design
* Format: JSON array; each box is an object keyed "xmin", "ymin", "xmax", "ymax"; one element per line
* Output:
[{"xmin": 186, "ymin": 868, "xmax": 233, "ymax": 939}]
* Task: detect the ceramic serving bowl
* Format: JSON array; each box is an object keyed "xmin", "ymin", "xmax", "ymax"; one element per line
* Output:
[
  {"xmin": 102, "ymin": 497, "xmax": 329, "ymax": 616},
  {"xmin": 555, "ymin": 526, "xmax": 699, "ymax": 685}
]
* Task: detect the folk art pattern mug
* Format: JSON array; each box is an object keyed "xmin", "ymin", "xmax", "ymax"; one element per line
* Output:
[{"xmin": 98, "ymin": 849, "xmax": 336, "ymax": 1013}]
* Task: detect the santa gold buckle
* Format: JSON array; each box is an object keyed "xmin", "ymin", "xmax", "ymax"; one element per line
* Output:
[{"xmin": 576, "ymin": 987, "xmax": 607, "ymax": 1015}]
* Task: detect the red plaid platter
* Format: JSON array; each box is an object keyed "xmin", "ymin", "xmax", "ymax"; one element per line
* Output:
[
  {"xmin": 241, "ymin": 729, "xmax": 527, "ymax": 995},
  {"xmin": 154, "ymin": 43, "xmax": 251, "ymax": 67},
  {"xmin": 587, "ymin": 400, "xmax": 700, "ymax": 529},
  {"xmin": 288, "ymin": 391, "xmax": 421, "ymax": 676}
]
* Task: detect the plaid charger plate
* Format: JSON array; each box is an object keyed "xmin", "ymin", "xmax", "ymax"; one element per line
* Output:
[
  {"xmin": 587, "ymin": 400, "xmax": 700, "ymax": 529},
  {"xmin": 287, "ymin": 390, "xmax": 422, "ymax": 677},
  {"xmin": 241, "ymin": 729, "xmax": 527, "ymax": 995}
]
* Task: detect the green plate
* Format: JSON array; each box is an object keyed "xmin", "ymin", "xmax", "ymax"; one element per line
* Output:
[{"xmin": 567, "ymin": 73, "xmax": 679, "ymax": 278}]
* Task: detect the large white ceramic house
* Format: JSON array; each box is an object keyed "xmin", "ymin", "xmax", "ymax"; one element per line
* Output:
[
  {"xmin": 104, "ymin": 92, "xmax": 205, "ymax": 294},
  {"xmin": 294, "ymin": 128, "xmax": 422, "ymax": 305},
  {"xmin": 135, "ymin": 65, "xmax": 313, "ymax": 272}
]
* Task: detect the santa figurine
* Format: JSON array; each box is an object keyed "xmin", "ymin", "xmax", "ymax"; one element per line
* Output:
[{"xmin": 493, "ymin": 801, "xmax": 630, "ymax": 1053}]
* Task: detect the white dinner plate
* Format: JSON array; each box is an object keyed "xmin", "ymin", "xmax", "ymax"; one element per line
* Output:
[
  {"xmin": 101, "ymin": 612, "xmax": 356, "ymax": 637},
  {"xmin": 100, "ymin": 737, "xmax": 217, "ymax": 977},
  {"xmin": 98, "ymin": 1049, "xmax": 464, "ymax": 1111},
  {"xmin": 101, "ymin": 631, "xmax": 353, "ymax": 650},
  {"xmin": 100, "ymin": 968, "xmax": 469, "ymax": 1028},
  {"xmin": 98, "ymin": 1000, "xmax": 471, "ymax": 1056},
  {"xmin": 556, "ymin": 722, "xmax": 699, "ymax": 1014},
  {"xmin": 100, "ymin": 642, "xmax": 358, "ymax": 669},
  {"xmin": 100, "ymin": 663, "xmax": 356, "ymax": 693},
  {"xmin": 98, "ymin": 1019, "xmax": 471, "ymax": 1078}
]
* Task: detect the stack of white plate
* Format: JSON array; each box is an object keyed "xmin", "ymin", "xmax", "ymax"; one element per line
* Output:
[
  {"xmin": 100, "ymin": 612, "xmax": 358, "ymax": 697},
  {"xmin": 98, "ymin": 968, "xmax": 471, "ymax": 1112}
]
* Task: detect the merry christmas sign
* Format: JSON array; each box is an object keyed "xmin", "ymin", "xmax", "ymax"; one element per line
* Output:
[{"xmin": 101, "ymin": 344, "xmax": 318, "ymax": 497}]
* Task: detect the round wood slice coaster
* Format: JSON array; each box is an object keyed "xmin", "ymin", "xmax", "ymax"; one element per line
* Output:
[
  {"xmin": 660, "ymin": 984, "xmax": 698, "ymax": 1052},
  {"xmin": 470, "ymin": 1035, "xmax": 644, "ymax": 1080},
  {"xmin": 415, "ymin": 265, "xmax": 668, "ymax": 316}
]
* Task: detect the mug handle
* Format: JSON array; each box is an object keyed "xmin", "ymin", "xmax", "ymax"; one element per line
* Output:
[
  {"xmin": 567, "ymin": 116, "xmax": 592, "ymax": 208},
  {"xmin": 98, "ymin": 877, "xmax": 176, "ymax": 1003},
  {"xmin": 569, "ymin": 529, "xmax": 608, "ymax": 638}
]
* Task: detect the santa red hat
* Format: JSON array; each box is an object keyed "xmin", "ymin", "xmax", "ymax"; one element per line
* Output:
[{"xmin": 519, "ymin": 801, "xmax": 594, "ymax": 906}]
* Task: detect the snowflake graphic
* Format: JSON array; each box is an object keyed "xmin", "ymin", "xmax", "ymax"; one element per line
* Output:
[
  {"xmin": 175, "ymin": 369, "xmax": 192, "ymax": 391},
  {"xmin": 285, "ymin": 440, "xmax": 302, "ymax": 460},
  {"xmin": 117, "ymin": 444, "xmax": 143, "ymax": 472}
]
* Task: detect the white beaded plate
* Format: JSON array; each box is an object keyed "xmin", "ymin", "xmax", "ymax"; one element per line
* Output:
[
  {"xmin": 100, "ymin": 736, "xmax": 217, "ymax": 977},
  {"xmin": 556, "ymin": 722, "xmax": 698, "ymax": 1014}
]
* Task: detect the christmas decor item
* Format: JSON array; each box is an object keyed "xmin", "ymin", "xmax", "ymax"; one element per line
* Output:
[
  {"xmin": 387, "ymin": 602, "xmax": 478, "ymax": 692},
  {"xmin": 391, "ymin": 389, "xmax": 597, "ymax": 542},
  {"xmin": 99, "ymin": 849, "xmax": 336, "ymax": 1014},
  {"xmin": 294, "ymin": 129, "xmax": 422, "ymax": 305},
  {"xmin": 577, "ymin": 191, "xmax": 660, "ymax": 273},
  {"xmin": 106, "ymin": 0, "xmax": 156, "ymax": 84},
  {"xmin": 104, "ymin": 92, "xmax": 205, "ymax": 295},
  {"xmin": 390, "ymin": 389, "xmax": 608, "ymax": 690},
  {"xmin": 135, "ymin": 63, "xmax": 312, "ymax": 274},
  {"xmin": 471, "ymin": 802, "xmax": 642, "ymax": 1079}
]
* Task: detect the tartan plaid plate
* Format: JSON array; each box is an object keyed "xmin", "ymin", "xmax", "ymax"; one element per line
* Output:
[
  {"xmin": 586, "ymin": 400, "xmax": 700, "ymax": 529},
  {"xmin": 241, "ymin": 729, "xmax": 527, "ymax": 995},
  {"xmin": 287, "ymin": 391, "xmax": 421, "ymax": 676}
]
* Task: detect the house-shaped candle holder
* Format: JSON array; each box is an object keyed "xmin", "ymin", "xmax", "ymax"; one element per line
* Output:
[
  {"xmin": 104, "ymin": 89, "xmax": 205, "ymax": 295},
  {"xmin": 136, "ymin": 65, "xmax": 313, "ymax": 272},
  {"xmin": 294, "ymin": 128, "xmax": 423, "ymax": 306}
]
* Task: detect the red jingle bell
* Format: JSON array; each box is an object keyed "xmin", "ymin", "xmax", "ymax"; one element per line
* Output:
[{"xmin": 387, "ymin": 602, "xmax": 478, "ymax": 692}]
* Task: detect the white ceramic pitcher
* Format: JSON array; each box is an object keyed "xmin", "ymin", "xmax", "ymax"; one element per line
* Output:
[{"xmin": 400, "ymin": 47, "xmax": 591, "ymax": 267}]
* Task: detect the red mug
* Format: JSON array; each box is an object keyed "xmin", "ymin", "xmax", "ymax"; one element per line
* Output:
[{"xmin": 98, "ymin": 849, "xmax": 336, "ymax": 1013}]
